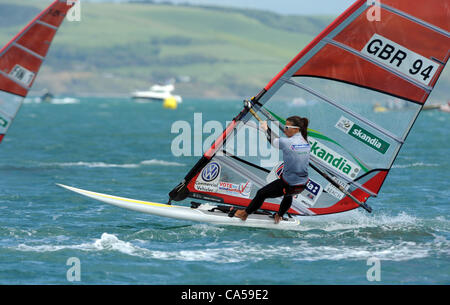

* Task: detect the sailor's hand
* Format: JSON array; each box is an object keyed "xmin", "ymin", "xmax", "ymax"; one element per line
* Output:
[{"xmin": 260, "ymin": 121, "xmax": 268, "ymax": 132}]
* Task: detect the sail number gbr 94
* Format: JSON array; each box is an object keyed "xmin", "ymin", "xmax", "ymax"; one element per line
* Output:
[{"xmin": 363, "ymin": 34, "xmax": 439, "ymax": 86}]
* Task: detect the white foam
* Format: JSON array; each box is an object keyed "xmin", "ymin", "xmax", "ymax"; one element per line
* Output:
[
  {"xmin": 12, "ymin": 210, "xmax": 449, "ymax": 263},
  {"xmin": 23, "ymin": 97, "xmax": 80, "ymax": 104},
  {"xmin": 14, "ymin": 233, "xmax": 243, "ymax": 262},
  {"xmin": 140, "ymin": 159, "xmax": 185, "ymax": 167},
  {"xmin": 43, "ymin": 159, "xmax": 184, "ymax": 168},
  {"xmin": 15, "ymin": 233, "xmax": 147, "ymax": 255},
  {"xmin": 50, "ymin": 98, "xmax": 80, "ymax": 104},
  {"xmin": 293, "ymin": 210, "xmax": 419, "ymax": 233},
  {"xmin": 13, "ymin": 228, "xmax": 448, "ymax": 263},
  {"xmin": 53, "ymin": 161, "xmax": 140, "ymax": 168},
  {"xmin": 392, "ymin": 162, "xmax": 439, "ymax": 169}
]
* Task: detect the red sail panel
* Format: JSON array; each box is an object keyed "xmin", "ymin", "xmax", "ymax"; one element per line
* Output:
[
  {"xmin": 264, "ymin": 0, "xmax": 367, "ymax": 91},
  {"xmin": 310, "ymin": 171, "xmax": 389, "ymax": 215},
  {"xmin": 17, "ymin": 23, "xmax": 57, "ymax": 58},
  {"xmin": 0, "ymin": 0, "xmax": 76, "ymax": 97},
  {"xmin": 294, "ymin": 44, "xmax": 429, "ymax": 104},
  {"xmin": 265, "ymin": 1, "xmax": 449, "ymax": 104},
  {"xmin": 333, "ymin": 8, "xmax": 450, "ymax": 65},
  {"xmin": 382, "ymin": 0, "xmax": 450, "ymax": 32},
  {"xmin": 0, "ymin": 46, "xmax": 43, "ymax": 74},
  {"xmin": 0, "ymin": 77, "xmax": 28, "ymax": 97},
  {"xmin": 39, "ymin": 1, "xmax": 74, "ymax": 27},
  {"xmin": 292, "ymin": 4, "xmax": 449, "ymax": 104}
]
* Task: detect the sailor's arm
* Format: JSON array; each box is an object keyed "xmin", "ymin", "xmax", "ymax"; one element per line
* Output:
[{"xmin": 260, "ymin": 121, "xmax": 281, "ymax": 148}]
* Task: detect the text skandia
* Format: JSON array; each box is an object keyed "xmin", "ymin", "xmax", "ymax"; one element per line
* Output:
[
  {"xmin": 309, "ymin": 139, "xmax": 358, "ymax": 178},
  {"xmin": 352, "ymin": 128, "xmax": 382, "ymax": 149}
]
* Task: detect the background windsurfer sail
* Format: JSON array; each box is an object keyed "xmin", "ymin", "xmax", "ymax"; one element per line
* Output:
[
  {"xmin": 0, "ymin": 0, "xmax": 76, "ymax": 144},
  {"xmin": 169, "ymin": 0, "xmax": 449, "ymax": 217}
]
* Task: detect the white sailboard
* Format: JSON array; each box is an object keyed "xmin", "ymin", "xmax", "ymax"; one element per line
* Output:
[
  {"xmin": 59, "ymin": 0, "xmax": 449, "ymax": 230},
  {"xmin": 57, "ymin": 184, "xmax": 300, "ymax": 230}
]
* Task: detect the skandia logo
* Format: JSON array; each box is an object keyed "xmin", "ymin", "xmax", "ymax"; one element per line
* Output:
[
  {"xmin": 335, "ymin": 116, "xmax": 390, "ymax": 154},
  {"xmin": 352, "ymin": 128, "xmax": 381, "ymax": 148},
  {"xmin": 0, "ymin": 116, "xmax": 8, "ymax": 128},
  {"xmin": 309, "ymin": 139, "xmax": 360, "ymax": 179}
]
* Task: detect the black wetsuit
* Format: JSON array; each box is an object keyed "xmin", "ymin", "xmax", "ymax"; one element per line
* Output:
[{"xmin": 245, "ymin": 132, "xmax": 309, "ymax": 216}]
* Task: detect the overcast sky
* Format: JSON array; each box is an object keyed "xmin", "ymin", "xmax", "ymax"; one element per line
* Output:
[{"xmin": 87, "ymin": 0, "xmax": 356, "ymax": 15}]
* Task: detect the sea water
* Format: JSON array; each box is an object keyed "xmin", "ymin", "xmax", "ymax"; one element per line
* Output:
[{"xmin": 0, "ymin": 97, "xmax": 448, "ymax": 284}]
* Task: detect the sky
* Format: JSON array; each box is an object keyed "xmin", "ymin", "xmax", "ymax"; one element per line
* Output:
[{"xmin": 87, "ymin": 0, "xmax": 356, "ymax": 16}]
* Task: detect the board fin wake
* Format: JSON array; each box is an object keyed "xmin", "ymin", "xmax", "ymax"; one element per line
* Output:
[{"xmin": 56, "ymin": 184, "xmax": 301, "ymax": 230}]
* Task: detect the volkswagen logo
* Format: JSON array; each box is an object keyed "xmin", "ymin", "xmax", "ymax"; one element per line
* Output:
[{"xmin": 201, "ymin": 162, "xmax": 220, "ymax": 182}]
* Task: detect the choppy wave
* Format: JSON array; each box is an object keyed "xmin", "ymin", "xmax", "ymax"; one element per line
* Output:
[
  {"xmin": 13, "ymin": 232, "xmax": 448, "ymax": 263},
  {"xmin": 296, "ymin": 210, "xmax": 422, "ymax": 232},
  {"xmin": 12, "ymin": 212, "xmax": 450, "ymax": 263}
]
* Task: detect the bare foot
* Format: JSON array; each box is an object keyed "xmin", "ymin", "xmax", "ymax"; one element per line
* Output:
[
  {"xmin": 234, "ymin": 209, "xmax": 248, "ymax": 221},
  {"xmin": 274, "ymin": 214, "xmax": 282, "ymax": 224}
]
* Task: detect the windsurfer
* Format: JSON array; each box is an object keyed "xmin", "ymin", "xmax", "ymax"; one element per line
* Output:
[{"xmin": 235, "ymin": 116, "xmax": 310, "ymax": 224}]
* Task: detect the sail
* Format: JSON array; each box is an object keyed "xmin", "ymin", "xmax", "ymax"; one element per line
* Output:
[
  {"xmin": 169, "ymin": 0, "xmax": 449, "ymax": 216},
  {"xmin": 0, "ymin": 0, "xmax": 76, "ymax": 144}
]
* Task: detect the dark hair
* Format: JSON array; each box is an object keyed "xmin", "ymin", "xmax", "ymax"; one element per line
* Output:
[{"xmin": 287, "ymin": 116, "xmax": 309, "ymax": 141}]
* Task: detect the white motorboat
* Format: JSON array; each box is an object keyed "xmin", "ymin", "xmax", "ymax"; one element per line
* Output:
[{"xmin": 131, "ymin": 84, "xmax": 182, "ymax": 103}]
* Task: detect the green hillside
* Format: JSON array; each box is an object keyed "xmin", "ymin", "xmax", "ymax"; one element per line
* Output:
[
  {"xmin": 0, "ymin": 0, "xmax": 448, "ymax": 101},
  {"xmin": 0, "ymin": 0, "xmax": 332, "ymax": 97}
]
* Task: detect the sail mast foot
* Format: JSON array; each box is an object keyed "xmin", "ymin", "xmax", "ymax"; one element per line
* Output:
[
  {"xmin": 359, "ymin": 202, "xmax": 372, "ymax": 213},
  {"xmin": 168, "ymin": 181, "xmax": 190, "ymax": 202}
]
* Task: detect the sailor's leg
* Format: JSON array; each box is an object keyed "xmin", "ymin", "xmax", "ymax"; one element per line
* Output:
[
  {"xmin": 245, "ymin": 179, "xmax": 285, "ymax": 215},
  {"xmin": 274, "ymin": 195, "xmax": 294, "ymax": 224},
  {"xmin": 277, "ymin": 195, "xmax": 293, "ymax": 217}
]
